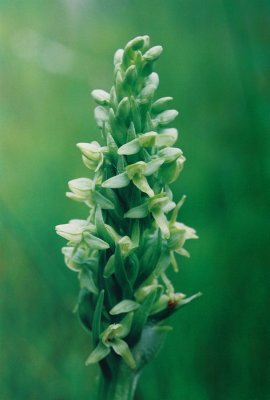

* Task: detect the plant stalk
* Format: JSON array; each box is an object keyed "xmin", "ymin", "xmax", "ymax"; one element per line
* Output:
[{"xmin": 98, "ymin": 361, "xmax": 139, "ymax": 400}]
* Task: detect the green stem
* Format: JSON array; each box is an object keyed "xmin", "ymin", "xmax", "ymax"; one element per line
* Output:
[{"xmin": 98, "ymin": 361, "xmax": 140, "ymax": 400}]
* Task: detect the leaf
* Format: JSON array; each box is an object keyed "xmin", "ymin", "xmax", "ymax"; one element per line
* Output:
[
  {"xmin": 126, "ymin": 122, "xmax": 137, "ymax": 142},
  {"xmin": 111, "ymin": 338, "xmax": 136, "ymax": 369},
  {"xmin": 103, "ymin": 254, "xmax": 115, "ymax": 278},
  {"xmin": 109, "ymin": 107, "xmax": 126, "ymax": 146},
  {"xmin": 85, "ymin": 342, "xmax": 111, "ymax": 365},
  {"xmin": 84, "ymin": 255, "xmax": 99, "ymax": 271},
  {"xmin": 115, "ymin": 71, "xmax": 124, "ymax": 103},
  {"xmin": 80, "ymin": 269, "xmax": 98, "ymax": 295},
  {"xmin": 102, "ymin": 172, "xmax": 130, "ymax": 189},
  {"xmin": 83, "ymin": 232, "xmax": 110, "ymax": 250},
  {"xmin": 116, "ymin": 155, "xmax": 126, "ymax": 174},
  {"xmin": 92, "ymin": 290, "xmax": 104, "ymax": 346},
  {"xmin": 129, "ymin": 289, "xmax": 157, "ymax": 344},
  {"xmin": 139, "ymin": 229, "xmax": 162, "ymax": 284},
  {"xmin": 95, "ymin": 206, "xmax": 115, "ymax": 247},
  {"xmin": 130, "ymin": 96, "xmax": 141, "ymax": 132},
  {"xmin": 133, "ymin": 324, "xmax": 169, "ymax": 371},
  {"xmin": 117, "ymin": 97, "xmax": 130, "ymax": 121},
  {"xmin": 154, "ymin": 249, "xmax": 171, "ymax": 275},
  {"xmin": 126, "ymin": 252, "xmax": 139, "ymax": 287},
  {"xmin": 145, "ymin": 111, "xmax": 155, "ymax": 131},
  {"xmin": 103, "ymin": 274, "xmax": 118, "ymax": 310},
  {"xmin": 117, "ymin": 312, "xmax": 134, "ymax": 337},
  {"xmin": 110, "ymin": 85, "xmax": 118, "ymax": 109},
  {"xmin": 170, "ymin": 251, "xmax": 179, "ymax": 272},
  {"xmin": 131, "ymin": 220, "xmax": 140, "ymax": 247},
  {"xmin": 76, "ymin": 288, "xmax": 95, "ymax": 332},
  {"xmin": 124, "ymin": 202, "xmax": 148, "ymax": 219},
  {"xmin": 114, "ymin": 245, "xmax": 133, "ymax": 298},
  {"xmin": 123, "ymin": 65, "xmax": 137, "ymax": 88},
  {"xmin": 110, "ymin": 300, "xmax": 140, "ymax": 315},
  {"xmin": 93, "ymin": 191, "xmax": 115, "ymax": 210}
]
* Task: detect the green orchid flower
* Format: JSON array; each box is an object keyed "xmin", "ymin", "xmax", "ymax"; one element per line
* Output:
[{"xmin": 56, "ymin": 36, "xmax": 199, "ymax": 400}]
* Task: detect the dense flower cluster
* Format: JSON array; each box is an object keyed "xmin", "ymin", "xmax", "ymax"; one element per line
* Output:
[{"xmin": 56, "ymin": 36, "xmax": 199, "ymax": 371}]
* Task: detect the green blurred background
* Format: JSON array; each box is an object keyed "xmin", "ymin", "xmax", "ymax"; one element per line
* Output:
[{"xmin": 1, "ymin": 1, "xmax": 269, "ymax": 399}]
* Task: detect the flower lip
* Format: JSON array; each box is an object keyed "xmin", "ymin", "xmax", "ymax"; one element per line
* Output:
[{"xmin": 126, "ymin": 161, "xmax": 146, "ymax": 179}]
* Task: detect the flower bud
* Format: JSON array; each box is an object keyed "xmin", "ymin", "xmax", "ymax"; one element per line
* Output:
[
  {"xmin": 110, "ymin": 86, "xmax": 118, "ymax": 109},
  {"xmin": 135, "ymin": 279, "xmax": 160, "ymax": 302},
  {"xmin": 143, "ymin": 45, "xmax": 163, "ymax": 62},
  {"xmin": 155, "ymin": 128, "xmax": 178, "ymax": 147},
  {"xmin": 138, "ymin": 84, "xmax": 156, "ymax": 104},
  {"xmin": 116, "ymin": 97, "xmax": 130, "ymax": 121},
  {"xmin": 145, "ymin": 72, "xmax": 159, "ymax": 89},
  {"xmin": 124, "ymin": 65, "xmax": 137, "ymax": 88},
  {"xmin": 115, "ymin": 70, "xmax": 124, "ymax": 100},
  {"xmin": 56, "ymin": 220, "xmax": 87, "ymax": 242},
  {"xmin": 118, "ymin": 235, "xmax": 134, "ymax": 256},
  {"xmin": 68, "ymin": 178, "xmax": 93, "ymax": 198},
  {"xmin": 91, "ymin": 89, "xmax": 110, "ymax": 106},
  {"xmin": 114, "ymin": 48, "xmax": 124, "ymax": 66},
  {"xmin": 158, "ymin": 147, "xmax": 183, "ymax": 163},
  {"xmin": 94, "ymin": 106, "xmax": 109, "ymax": 128},
  {"xmin": 151, "ymin": 97, "xmax": 173, "ymax": 114},
  {"xmin": 155, "ymin": 109, "xmax": 179, "ymax": 126},
  {"xmin": 159, "ymin": 156, "xmax": 185, "ymax": 183},
  {"xmin": 125, "ymin": 36, "xmax": 147, "ymax": 52},
  {"xmin": 129, "ymin": 96, "xmax": 141, "ymax": 132},
  {"xmin": 62, "ymin": 246, "xmax": 89, "ymax": 272},
  {"xmin": 62, "ymin": 247, "xmax": 80, "ymax": 272},
  {"xmin": 77, "ymin": 142, "xmax": 105, "ymax": 172}
]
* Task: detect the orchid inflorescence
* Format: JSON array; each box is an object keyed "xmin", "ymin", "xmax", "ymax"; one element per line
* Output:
[{"xmin": 56, "ymin": 35, "xmax": 200, "ymax": 375}]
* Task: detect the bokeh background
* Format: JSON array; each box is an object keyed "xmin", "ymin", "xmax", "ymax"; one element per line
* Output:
[{"xmin": 1, "ymin": 1, "xmax": 269, "ymax": 399}]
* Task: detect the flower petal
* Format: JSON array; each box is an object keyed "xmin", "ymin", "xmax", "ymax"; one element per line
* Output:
[{"xmin": 102, "ymin": 172, "xmax": 130, "ymax": 189}]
